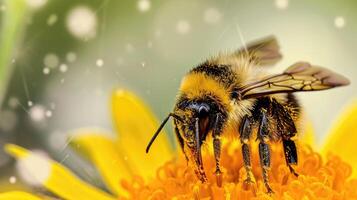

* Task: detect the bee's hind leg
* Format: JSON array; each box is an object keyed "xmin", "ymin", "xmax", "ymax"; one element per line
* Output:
[
  {"xmin": 257, "ymin": 109, "xmax": 274, "ymax": 194},
  {"xmin": 283, "ymin": 139, "xmax": 299, "ymax": 177},
  {"xmin": 239, "ymin": 115, "xmax": 255, "ymax": 186}
]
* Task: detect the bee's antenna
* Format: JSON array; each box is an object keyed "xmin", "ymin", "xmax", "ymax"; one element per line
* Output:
[{"xmin": 146, "ymin": 113, "xmax": 180, "ymax": 153}]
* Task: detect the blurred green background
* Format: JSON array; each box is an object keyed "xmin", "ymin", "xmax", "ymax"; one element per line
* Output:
[{"xmin": 0, "ymin": 0, "xmax": 356, "ymax": 193}]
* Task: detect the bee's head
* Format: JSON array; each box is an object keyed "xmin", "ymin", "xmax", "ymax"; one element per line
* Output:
[{"xmin": 175, "ymin": 102, "xmax": 212, "ymax": 148}]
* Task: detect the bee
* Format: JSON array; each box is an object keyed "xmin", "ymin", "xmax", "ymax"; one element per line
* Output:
[{"xmin": 145, "ymin": 36, "xmax": 350, "ymax": 193}]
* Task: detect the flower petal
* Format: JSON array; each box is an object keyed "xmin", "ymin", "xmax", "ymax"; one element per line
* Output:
[
  {"xmin": 0, "ymin": 191, "xmax": 42, "ymax": 200},
  {"xmin": 69, "ymin": 128, "xmax": 131, "ymax": 197},
  {"xmin": 321, "ymin": 99, "xmax": 357, "ymax": 177},
  {"xmin": 4, "ymin": 144, "xmax": 116, "ymax": 200},
  {"xmin": 111, "ymin": 90, "xmax": 174, "ymax": 179}
]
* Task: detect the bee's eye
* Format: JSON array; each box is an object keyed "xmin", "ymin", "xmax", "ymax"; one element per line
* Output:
[{"xmin": 198, "ymin": 105, "xmax": 210, "ymax": 117}]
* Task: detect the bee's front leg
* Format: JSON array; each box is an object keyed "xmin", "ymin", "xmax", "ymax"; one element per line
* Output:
[
  {"xmin": 258, "ymin": 109, "xmax": 274, "ymax": 194},
  {"xmin": 212, "ymin": 113, "xmax": 223, "ymax": 186}
]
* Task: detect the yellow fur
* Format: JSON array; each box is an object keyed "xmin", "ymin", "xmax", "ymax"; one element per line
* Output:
[{"xmin": 179, "ymin": 73, "xmax": 232, "ymax": 113}]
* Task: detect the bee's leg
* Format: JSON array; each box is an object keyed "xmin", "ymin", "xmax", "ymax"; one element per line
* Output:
[
  {"xmin": 239, "ymin": 115, "xmax": 254, "ymax": 185},
  {"xmin": 212, "ymin": 113, "xmax": 223, "ymax": 186},
  {"xmin": 283, "ymin": 139, "xmax": 299, "ymax": 177},
  {"xmin": 271, "ymin": 98, "xmax": 299, "ymax": 177},
  {"xmin": 194, "ymin": 118, "xmax": 207, "ymax": 182},
  {"xmin": 257, "ymin": 110, "xmax": 274, "ymax": 194}
]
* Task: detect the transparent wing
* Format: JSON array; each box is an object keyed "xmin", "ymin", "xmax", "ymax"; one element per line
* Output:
[
  {"xmin": 239, "ymin": 62, "xmax": 350, "ymax": 99},
  {"xmin": 235, "ymin": 35, "xmax": 282, "ymax": 66}
]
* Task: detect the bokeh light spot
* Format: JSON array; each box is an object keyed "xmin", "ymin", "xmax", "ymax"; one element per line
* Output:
[
  {"xmin": 43, "ymin": 53, "xmax": 59, "ymax": 69},
  {"xmin": 334, "ymin": 16, "xmax": 346, "ymax": 29},
  {"xmin": 204, "ymin": 7, "xmax": 222, "ymax": 24},
  {"xmin": 26, "ymin": 0, "xmax": 47, "ymax": 9},
  {"xmin": 176, "ymin": 20, "xmax": 191, "ymax": 34},
  {"xmin": 66, "ymin": 6, "xmax": 97, "ymax": 40},
  {"xmin": 47, "ymin": 14, "xmax": 58, "ymax": 26},
  {"xmin": 137, "ymin": 0, "xmax": 151, "ymax": 12},
  {"xmin": 275, "ymin": 0, "xmax": 289, "ymax": 10}
]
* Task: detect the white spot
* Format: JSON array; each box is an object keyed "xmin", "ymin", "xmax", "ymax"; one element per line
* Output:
[
  {"xmin": 45, "ymin": 110, "xmax": 52, "ymax": 117},
  {"xmin": 29, "ymin": 105, "xmax": 46, "ymax": 122},
  {"xmin": 28, "ymin": 101, "xmax": 33, "ymax": 107},
  {"xmin": 44, "ymin": 53, "xmax": 59, "ymax": 68},
  {"xmin": 66, "ymin": 6, "xmax": 97, "ymax": 40},
  {"xmin": 176, "ymin": 20, "xmax": 191, "ymax": 34},
  {"xmin": 137, "ymin": 0, "xmax": 151, "ymax": 12},
  {"xmin": 116, "ymin": 57, "xmax": 124, "ymax": 66},
  {"xmin": 66, "ymin": 52, "xmax": 77, "ymax": 63},
  {"xmin": 334, "ymin": 16, "xmax": 345, "ymax": 29},
  {"xmin": 9, "ymin": 176, "xmax": 16, "ymax": 184},
  {"xmin": 0, "ymin": 5, "xmax": 6, "ymax": 11},
  {"xmin": 8, "ymin": 97, "xmax": 19, "ymax": 109},
  {"xmin": 147, "ymin": 41, "xmax": 153, "ymax": 48},
  {"xmin": 275, "ymin": 0, "xmax": 289, "ymax": 10},
  {"xmin": 125, "ymin": 44, "xmax": 134, "ymax": 53},
  {"xmin": 47, "ymin": 14, "xmax": 58, "ymax": 26},
  {"xmin": 96, "ymin": 59, "xmax": 104, "ymax": 67},
  {"xmin": 154, "ymin": 29, "xmax": 162, "ymax": 38},
  {"xmin": 203, "ymin": 8, "xmax": 222, "ymax": 24},
  {"xmin": 141, "ymin": 62, "xmax": 146, "ymax": 68},
  {"xmin": 26, "ymin": 0, "xmax": 47, "ymax": 9},
  {"xmin": 43, "ymin": 67, "xmax": 50, "ymax": 75},
  {"xmin": 16, "ymin": 153, "xmax": 51, "ymax": 187},
  {"xmin": 50, "ymin": 102, "xmax": 56, "ymax": 110},
  {"xmin": 59, "ymin": 64, "xmax": 68, "ymax": 73}
]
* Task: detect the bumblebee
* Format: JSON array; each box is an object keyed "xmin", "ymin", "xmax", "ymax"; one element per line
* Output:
[{"xmin": 146, "ymin": 36, "xmax": 350, "ymax": 193}]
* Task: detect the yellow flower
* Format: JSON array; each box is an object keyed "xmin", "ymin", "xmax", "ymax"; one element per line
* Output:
[{"xmin": 1, "ymin": 90, "xmax": 357, "ymax": 200}]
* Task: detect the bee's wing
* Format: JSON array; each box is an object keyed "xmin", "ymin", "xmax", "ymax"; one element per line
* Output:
[
  {"xmin": 239, "ymin": 62, "xmax": 350, "ymax": 100},
  {"xmin": 235, "ymin": 35, "xmax": 282, "ymax": 66}
]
